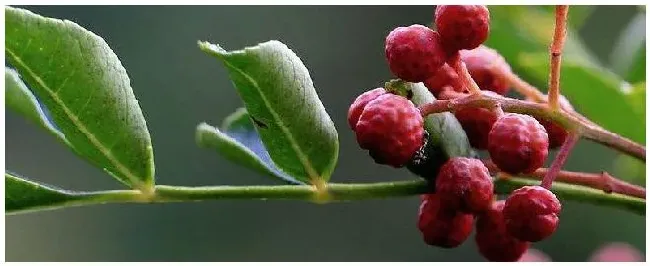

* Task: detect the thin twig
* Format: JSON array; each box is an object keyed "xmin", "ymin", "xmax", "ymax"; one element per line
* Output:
[
  {"xmin": 449, "ymin": 54, "xmax": 482, "ymax": 94},
  {"xmin": 419, "ymin": 93, "xmax": 646, "ymax": 161},
  {"xmin": 541, "ymin": 133, "xmax": 580, "ymax": 188},
  {"xmin": 484, "ymin": 160, "xmax": 646, "ymax": 199},
  {"xmin": 498, "ymin": 68, "xmax": 602, "ymax": 128},
  {"xmin": 548, "ymin": 5, "xmax": 569, "ymax": 110},
  {"xmin": 437, "ymin": 88, "xmax": 468, "ymax": 100}
]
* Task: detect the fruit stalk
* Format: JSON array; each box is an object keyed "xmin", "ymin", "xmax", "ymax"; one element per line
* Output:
[
  {"xmin": 548, "ymin": 5, "xmax": 569, "ymax": 110},
  {"xmin": 541, "ymin": 133, "xmax": 579, "ymax": 188},
  {"xmin": 483, "ymin": 160, "xmax": 645, "ymax": 199},
  {"xmin": 419, "ymin": 93, "xmax": 646, "ymax": 161},
  {"xmin": 499, "ymin": 68, "xmax": 598, "ymax": 127},
  {"xmin": 449, "ymin": 54, "xmax": 483, "ymax": 95}
]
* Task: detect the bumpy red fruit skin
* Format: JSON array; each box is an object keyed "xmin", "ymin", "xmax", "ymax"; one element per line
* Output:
[
  {"xmin": 385, "ymin": 25, "xmax": 447, "ymax": 82},
  {"xmin": 459, "ymin": 45, "xmax": 511, "ymax": 95},
  {"xmin": 488, "ymin": 113, "xmax": 549, "ymax": 174},
  {"xmin": 347, "ymin": 88, "xmax": 387, "ymax": 130},
  {"xmin": 539, "ymin": 119, "xmax": 567, "ymax": 149},
  {"xmin": 476, "ymin": 201, "xmax": 530, "ymax": 262},
  {"xmin": 435, "ymin": 5, "xmax": 490, "ymax": 52},
  {"xmin": 435, "ymin": 157, "xmax": 494, "ymax": 213},
  {"xmin": 418, "ymin": 194, "xmax": 474, "ymax": 248},
  {"xmin": 454, "ymin": 104, "xmax": 498, "ymax": 150},
  {"xmin": 355, "ymin": 94, "xmax": 424, "ymax": 167},
  {"xmin": 504, "ymin": 186, "xmax": 561, "ymax": 242},
  {"xmin": 538, "ymin": 96, "xmax": 573, "ymax": 149},
  {"xmin": 424, "ymin": 63, "xmax": 463, "ymax": 96}
]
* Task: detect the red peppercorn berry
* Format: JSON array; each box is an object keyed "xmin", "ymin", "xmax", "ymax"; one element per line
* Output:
[
  {"xmin": 435, "ymin": 157, "xmax": 494, "ymax": 214},
  {"xmin": 385, "ymin": 24, "xmax": 447, "ymax": 82},
  {"xmin": 488, "ymin": 113, "xmax": 549, "ymax": 174},
  {"xmin": 418, "ymin": 194, "xmax": 474, "ymax": 248},
  {"xmin": 503, "ymin": 186, "xmax": 561, "ymax": 242},
  {"xmin": 354, "ymin": 93, "xmax": 424, "ymax": 167},
  {"xmin": 475, "ymin": 200, "xmax": 530, "ymax": 262},
  {"xmin": 435, "ymin": 5, "xmax": 490, "ymax": 52},
  {"xmin": 347, "ymin": 88, "xmax": 387, "ymax": 130},
  {"xmin": 459, "ymin": 45, "xmax": 511, "ymax": 95}
]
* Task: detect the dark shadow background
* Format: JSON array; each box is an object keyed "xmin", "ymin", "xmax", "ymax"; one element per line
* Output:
[{"xmin": 5, "ymin": 5, "xmax": 646, "ymax": 261}]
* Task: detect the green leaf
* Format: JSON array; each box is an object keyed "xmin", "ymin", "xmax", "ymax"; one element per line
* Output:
[
  {"xmin": 5, "ymin": 7, "xmax": 155, "ymax": 191},
  {"xmin": 196, "ymin": 108, "xmax": 300, "ymax": 184},
  {"xmin": 486, "ymin": 6, "xmax": 599, "ymax": 82},
  {"xmin": 627, "ymin": 82, "xmax": 646, "ymax": 120},
  {"xmin": 199, "ymin": 40, "xmax": 339, "ymax": 185},
  {"xmin": 519, "ymin": 52, "xmax": 645, "ymax": 144},
  {"xmin": 5, "ymin": 67, "xmax": 66, "ymax": 143},
  {"xmin": 625, "ymin": 45, "xmax": 646, "ymax": 84},
  {"xmin": 609, "ymin": 12, "xmax": 646, "ymax": 83},
  {"xmin": 406, "ymin": 82, "xmax": 473, "ymax": 158},
  {"xmin": 565, "ymin": 6, "xmax": 595, "ymax": 29},
  {"xmin": 6, "ymin": 172, "xmax": 79, "ymax": 214},
  {"xmin": 486, "ymin": 6, "xmax": 546, "ymax": 63},
  {"xmin": 6, "ymin": 172, "xmax": 140, "ymax": 214},
  {"xmin": 538, "ymin": 5, "xmax": 595, "ymax": 29},
  {"xmin": 614, "ymin": 154, "xmax": 646, "ymax": 183}
]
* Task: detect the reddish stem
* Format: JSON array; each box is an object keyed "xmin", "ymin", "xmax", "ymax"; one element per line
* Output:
[
  {"xmin": 548, "ymin": 5, "xmax": 569, "ymax": 110},
  {"xmin": 499, "ymin": 66, "xmax": 546, "ymax": 102},
  {"xmin": 449, "ymin": 54, "xmax": 482, "ymax": 95},
  {"xmin": 498, "ymin": 67, "xmax": 605, "ymax": 128},
  {"xmin": 582, "ymin": 127, "xmax": 646, "ymax": 161},
  {"xmin": 541, "ymin": 133, "xmax": 579, "ymax": 189},
  {"xmin": 437, "ymin": 88, "xmax": 468, "ymax": 100},
  {"xmin": 484, "ymin": 160, "xmax": 646, "ymax": 199},
  {"xmin": 420, "ymin": 92, "xmax": 579, "ymax": 131},
  {"xmin": 419, "ymin": 93, "xmax": 646, "ymax": 161}
]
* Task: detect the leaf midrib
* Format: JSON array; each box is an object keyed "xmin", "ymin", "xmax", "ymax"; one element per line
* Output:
[
  {"xmin": 219, "ymin": 57, "xmax": 322, "ymax": 184},
  {"xmin": 6, "ymin": 47, "xmax": 147, "ymax": 190}
]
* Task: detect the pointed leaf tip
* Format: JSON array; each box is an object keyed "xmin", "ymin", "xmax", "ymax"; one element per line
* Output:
[
  {"xmin": 5, "ymin": 7, "xmax": 155, "ymax": 190},
  {"xmin": 200, "ymin": 40, "xmax": 339, "ymax": 184}
]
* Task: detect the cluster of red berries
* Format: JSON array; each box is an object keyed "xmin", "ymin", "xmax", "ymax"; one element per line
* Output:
[
  {"xmin": 417, "ymin": 159, "xmax": 561, "ymax": 261},
  {"xmin": 347, "ymin": 5, "xmax": 567, "ymax": 261}
]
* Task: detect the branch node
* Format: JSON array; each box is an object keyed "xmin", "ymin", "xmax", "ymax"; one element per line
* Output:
[
  {"xmin": 418, "ymin": 92, "xmax": 645, "ymax": 161},
  {"xmin": 548, "ymin": 5, "xmax": 569, "ymax": 111},
  {"xmin": 311, "ymin": 179, "xmax": 331, "ymax": 204},
  {"xmin": 450, "ymin": 54, "xmax": 482, "ymax": 94},
  {"xmin": 496, "ymin": 172, "xmax": 512, "ymax": 181},
  {"xmin": 600, "ymin": 171, "xmax": 615, "ymax": 194}
]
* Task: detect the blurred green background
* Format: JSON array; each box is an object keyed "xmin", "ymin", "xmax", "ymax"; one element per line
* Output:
[{"xmin": 5, "ymin": 5, "xmax": 646, "ymax": 261}]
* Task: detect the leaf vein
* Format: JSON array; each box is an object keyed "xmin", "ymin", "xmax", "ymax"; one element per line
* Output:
[
  {"xmin": 5, "ymin": 47, "xmax": 146, "ymax": 190},
  {"xmin": 221, "ymin": 54, "xmax": 321, "ymax": 183}
]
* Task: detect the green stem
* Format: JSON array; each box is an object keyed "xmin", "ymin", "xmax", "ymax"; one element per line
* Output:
[
  {"xmin": 153, "ymin": 181, "xmax": 430, "ymax": 202},
  {"xmin": 8, "ymin": 177, "xmax": 644, "ymax": 215},
  {"xmin": 7, "ymin": 190, "xmax": 143, "ymax": 215}
]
